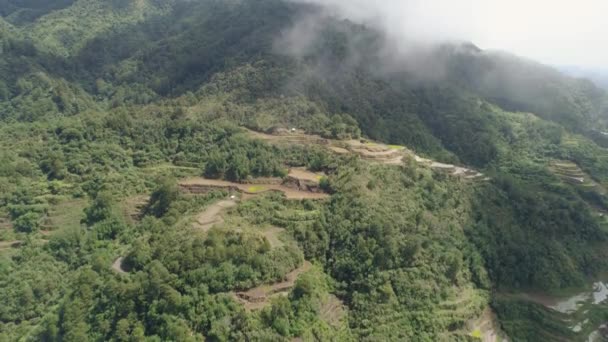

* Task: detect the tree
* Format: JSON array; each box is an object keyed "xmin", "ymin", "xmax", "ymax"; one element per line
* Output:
[
  {"xmin": 14, "ymin": 212, "xmax": 40, "ymax": 233},
  {"xmin": 92, "ymin": 217, "xmax": 125, "ymax": 240},
  {"xmin": 0, "ymin": 80, "xmax": 9, "ymax": 100},
  {"xmin": 147, "ymin": 177, "xmax": 179, "ymax": 217},
  {"xmin": 83, "ymin": 191, "xmax": 114, "ymax": 226},
  {"xmin": 40, "ymin": 153, "xmax": 67, "ymax": 180},
  {"xmin": 204, "ymin": 150, "xmax": 228, "ymax": 179},
  {"xmin": 226, "ymin": 152, "xmax": 250, "ymax": 182}
]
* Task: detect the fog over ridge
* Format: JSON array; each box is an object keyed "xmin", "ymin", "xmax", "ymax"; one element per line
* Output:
[{"xmin": 288, "ymin": 0, "xmax": 608, "ymax": 69}]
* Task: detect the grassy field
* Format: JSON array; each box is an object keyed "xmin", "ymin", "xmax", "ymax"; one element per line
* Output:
[
  {"xmin": 41, "ymin": 197, "xmax": 89, "ymax": 233},
  {"xmin": 247, "ymin": 185, "xmax": 268, "ymax": 193},
  {"xmin": 387, "ymin": 144, "xmax": 405, "ymax": 150}
]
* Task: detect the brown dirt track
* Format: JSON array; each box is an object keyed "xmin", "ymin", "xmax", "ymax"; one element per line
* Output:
[
  {"xmin": 179, "ymin": 178, "xmax": 330, "ymax": 200},
  {"xmin": 233, "ymin": 261, "xmax": 312, "ymax": 310}
]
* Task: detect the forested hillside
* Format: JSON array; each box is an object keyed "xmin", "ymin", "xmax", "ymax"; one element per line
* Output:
[{"xmin": 2, "ymin": 0, "xmax": 608, "ymax": 341}]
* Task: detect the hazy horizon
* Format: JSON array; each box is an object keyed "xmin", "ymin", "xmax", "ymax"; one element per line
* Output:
[{"xmin": 291, "ymin": 0, "xmax": 608, "ymax": 70}]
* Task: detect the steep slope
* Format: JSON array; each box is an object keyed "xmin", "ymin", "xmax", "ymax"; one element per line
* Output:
[
  {"xmin": 0, "ymin": 0, "xmax": 76, "ymax": 24},
  {"xmin": 445, "ymin": 47, "xmax": 607, "ymax": 130},
  {"xmin": 2, "ymin": 0, "xmax": 608, "ymax": 341}
]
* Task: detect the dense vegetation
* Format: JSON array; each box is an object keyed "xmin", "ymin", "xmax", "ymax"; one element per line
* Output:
[{"xmin": 2, "ymin": 0, "xmax": 608, "ymax": 341}]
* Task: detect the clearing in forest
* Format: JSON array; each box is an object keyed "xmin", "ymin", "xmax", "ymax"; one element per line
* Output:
[
  {"xmin": 179, "ymin": 178, "xmax": 330, "ymax": 200},
  {"xmin": 246, "ymin": 128, "xmax": 486, "ymax": 180},
  {"xmin": 111, "ymin": 257, "xmax": 128, "ymax": 274},
  {"xmin": 415, "ymin": 156, "xmax": 485, "ymax": 180},
  {"xmin": 0, "ymin": 217, "xmax": 12, "ymax": 230},
  {"xmin": 121, "ymin": 195, "xmax": 150, "ymax": 223},
  {"xmin": 284, "ymin": 168, "xmax": 326, "ymax": 192},
  {"xmin": 233, "ymin": 261, "xmax": 313, "ymax": 311},
  {"xmin": 466, "ymin": 307, "xmax": 508, "ymax": 342},
  {"xmin": 193, "ymin": 199, "xmax": 237, "ymax": 232},
  {"xmin": 40, "ymin": 198, "xmax": 89, "ymax": 232},
  {"xmin": 247, "ymin": 129, "xmax": 328, "ymax": 145},
  {"xmin": 287, "ymin": 168, "xmax": 324, "ymax": 183},
  {"xmin": 319, "ymin": 295, "xmax": 347, "ymax": 327},
  {"xmin": 260, "ymin": 226, "xmax": 285, "ymax": 249}
]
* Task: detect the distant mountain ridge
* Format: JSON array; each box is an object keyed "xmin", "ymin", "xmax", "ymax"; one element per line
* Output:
[
  {"xmin": 559, "ymin": 65, "xmax": 608, "ymax": 90},
  {"xmin": 2, "ymin": 1, "xmax": 608, "ymax": 341}
]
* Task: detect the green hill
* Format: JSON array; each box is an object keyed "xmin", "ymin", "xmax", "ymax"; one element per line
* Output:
[{"xmin": 1, "ymin": 0, "xmax": 608, "ymax": 341}]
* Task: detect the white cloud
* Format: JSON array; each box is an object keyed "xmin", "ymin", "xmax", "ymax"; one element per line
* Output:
[{"xmin": 292, "ymin": 0, "xmax": 608, "ymax": 68}]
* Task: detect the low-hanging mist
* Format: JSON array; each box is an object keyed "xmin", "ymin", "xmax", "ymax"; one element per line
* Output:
[{"xmin": 289, "ymin": 0, "xmax": 608, "ymax": 69}]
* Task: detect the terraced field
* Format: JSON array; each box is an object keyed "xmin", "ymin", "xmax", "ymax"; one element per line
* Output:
[
  {"xmin": 246, "ymin": 128, "xmax": 486, "ymax": 180},
  {"xmin": 121, "ymin": 195, "xmax": 150, "ymax": 223},
  {"xmin": 499, "ymin": 285, "xmax": 608, "ymax": 341},
  {"xmin": 40, "ymin": 198, "xmax": 88, "ymax": 232},
  {"xmin": 434, "ymin": 288, "xmax": 495, "ymax": 340},
  {"xmin": 284, "ymin": 168, "xmax": 325, "ymax": 192},
  {"xmin": 550, "ymin": 160, "xmax": 604, "ymax": 193},
  {"xmin": 179, "ymin": 178, "xmax": 330, "ymax": 200},
  {"xmin": 247, "ymin": 129, "xmax": 329, "ymax": 146},
  {"xmin": 1, "ymin": 198, "xmax": 88, "ymax": 256}
]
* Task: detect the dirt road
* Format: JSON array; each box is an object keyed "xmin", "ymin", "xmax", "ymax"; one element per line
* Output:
[{"xmin": 233, "ymin": 261, "xmax": 312, "ymax": 310}]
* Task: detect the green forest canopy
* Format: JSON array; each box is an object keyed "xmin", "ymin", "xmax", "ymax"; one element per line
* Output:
[{"xmin": 2, "ymin": 0, "xmax": 608, "ymax": 341}]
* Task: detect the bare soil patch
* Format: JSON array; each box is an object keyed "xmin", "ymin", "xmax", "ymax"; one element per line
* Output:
[
  {"xmin": 278, "ymin": 187, "xmax": 329, "ymax": 199},
  {"xmin": 416, "ymin": 157, "xmax": 485, "ymax": 180},
  {"xmin": 382, "ymin": 156, "xmax": 405, "ymax": 165},
  {"xmin": 247, "ymin": 129, "xmax": 329, "ymax": 145},
  {"xmin": 288, "ymin": 168, "xmax": 323, "ymax": 183},
  {"xmin": 111, "ymin": 257, "xmax": 127, "ymax": 274},
  {"xmin": 193, "ymin": 200, "xmax": 237, "ymax": 232},
  {"xmin": 329, "ymin": 146, "xmax": 350, "ymax": 154},
  {"xmin": 0, "ymin": 217, "xmax": 12, "ymax": 230},
  {"xmin": 284, "ymin": 168, "xmax": 325, "ymax": 192},
  {"xmin": 466, "ymin": 307, "xmax": 507, "ymax": 342}
]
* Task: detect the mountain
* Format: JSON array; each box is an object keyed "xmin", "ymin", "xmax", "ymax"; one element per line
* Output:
[
  {"xmin": 559, "ymin": 65, "xmax": 608, "ymax": 90},
  {"xmin": 1, "ymin": 1, "xmax": 608, "ymax": 341}
]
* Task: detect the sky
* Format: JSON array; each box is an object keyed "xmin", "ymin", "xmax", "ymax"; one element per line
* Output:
[{"xmin": 294, "ymin": 0, "xmax": 608, "ymax": 69}]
